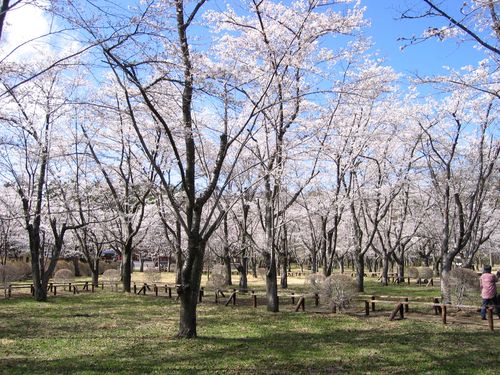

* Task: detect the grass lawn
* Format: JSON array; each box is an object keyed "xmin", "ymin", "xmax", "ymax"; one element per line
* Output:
[{"xmin": 1, "ymin": 275, "xmax": 499, "ymax": 374}]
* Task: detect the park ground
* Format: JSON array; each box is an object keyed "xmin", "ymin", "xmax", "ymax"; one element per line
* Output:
[{"xmin": 1, "ymin": 272, "xmax": 499, "ymax": 374}]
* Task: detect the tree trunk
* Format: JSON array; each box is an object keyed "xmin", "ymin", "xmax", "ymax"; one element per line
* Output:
[
  {"xmin": 224, "ymin": 249, "xmax": 232, "ymax": 286},
  {"xmin": 381, "ymin": 253, "xmax": 390, "ymax": 286},
  {"xmin": 265, "ymin": 252, "xmax": 279, "ymax": 312},
  {"xmin": 441, "ymin": 256, "xmax": 453, "ymax": 304},
  {"xmin": 177, "ymin": 236, "xmax": 205, "ymax": 338},
  {"xmin": 91, "ymin": 268, "xmax": 99, "ymax": 287},
  {"xmin": 355, "ymin": 254, "xmax": 365, "ymax": 293},
  {"xmin": 280, "ymin": 254, "xmax": 288, "ymax": 289},
  {"xmin": 72, "ymin": 256, "xmax": 81, "ymax": 277},
  {"xmin": 237, "ymin": 257, "xmax": 248, "ymax": 292},
  {"xmin": 122, "ymin": 245, "xmax": 133, "ymax": 293}
]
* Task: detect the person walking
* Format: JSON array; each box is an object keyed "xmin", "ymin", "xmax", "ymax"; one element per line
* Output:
[{"xmin": 479, "ymin": 265, "xmax": 500, "ymax": 320}]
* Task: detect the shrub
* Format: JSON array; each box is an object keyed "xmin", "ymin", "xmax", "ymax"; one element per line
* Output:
[
  {"xmin": 8, "ymin": 261, "xmax": 31, "ymax": 280},
  {"xmin": 209, "ymin": 264, "xmax": 228, "ymax": 291},
  {"xmin": 144, "ymin": 268, "xmax": 162, "ymax": 285},
  {"xmin": 418, "ymin": 267, "xmax": 433, "ymax": 280},
  {"xmin": 1, "ymin": 264, "xmax": 23, "ymax": 296},
  {"xmin": 102, "ymin": 269, "xmax": 121, "ymax": 291},
  {"xmin": 307, "ymin": 273, "xmax": 356, "ymax": 311},
  {"xmin": 407, "ymin": 267, "xmax": 419, "ymax": 279},
  {"xmin": 99, "ymin": 262, "xmax": 120, "ymax": 274},
  {"xmin": 78, "ymin": 262, "xmax": 92, "ymax": 277},
  {"xmin": 448, "ymin": 268, "xmax": 480, "ymax": 306},
  {"xmin": 53, "ymin": 269, "xmax": 75, "ymax": 284},
  {"xmin": 307, "ymin": 273, "xmax": 326, "ymax": 293},
  {"xmin": 320, "ymin": 274, "xmax": 357, "ymax": 311},
  {"xmin": 54, "ymin": 261, "xmax": 74, "ymax": 274}
]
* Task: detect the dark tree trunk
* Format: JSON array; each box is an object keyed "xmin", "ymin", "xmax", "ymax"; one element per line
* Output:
[
  {"xmin": 72, "ymin": 256, "xmax": 81, "ymax": 277},
  {"xmin": 91, "ymin": 268, "xmax": 99, "ymax": 286},
  {"xmin": 177, "ymin": 236, "xmax": 205, "ymax": 338},
  {"xmin": 381, "ymin": 253, "xmax": 390, "ymax": 286},
  {"xmin": 265, "ymin": 252, "xmax": 279, "ymax": 312},
  {"xmin": 122, "ymin": 243, "xmax": 133, "ymax": 293},
  {"xmin": 355, "ymin": 254, "xmax": 365, "ymax": 293},
  {"xmin": 237, "ymin": 258, "xmax": 248, "ymax": 292},
  {"xmin": 280, "ymin": 255, "xmax": 288, "ymax": 289}
]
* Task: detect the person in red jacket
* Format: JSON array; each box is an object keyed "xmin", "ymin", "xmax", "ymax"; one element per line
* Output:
[{"xmin": 479, "ymin": 265, "xmax": 500, "ymax": 320}]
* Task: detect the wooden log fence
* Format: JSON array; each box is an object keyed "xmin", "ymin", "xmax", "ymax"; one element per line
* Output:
[{"xmin": 362, "ymin": 295, "xmax": 495, "ymax": 331}]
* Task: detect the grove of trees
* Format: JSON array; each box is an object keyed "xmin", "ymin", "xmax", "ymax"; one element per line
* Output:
[{"xmin": 0, "ymin": 0, "xmax": 498, "ymax": 338}]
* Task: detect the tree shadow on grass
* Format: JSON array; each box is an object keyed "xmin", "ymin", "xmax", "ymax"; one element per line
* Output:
[{"xmin": 1, "ymin": 328, "xmax": 498, "ymax": 375}]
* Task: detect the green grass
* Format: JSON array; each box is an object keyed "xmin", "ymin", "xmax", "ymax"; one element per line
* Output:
[{"xmin": 1, "ymin": 283, "xmax": 499, "ymax": 375}]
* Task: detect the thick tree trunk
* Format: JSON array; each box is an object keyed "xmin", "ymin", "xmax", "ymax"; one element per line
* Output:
[
  {"xmin": 381, "ymin": 253, "xmax": 390, "ymax": 286},
  {"xmin": 177, "ymin": 237, "xmax": 205, "ymax": 338},
  {"xmin": 72, "ymin": 256, "xmax": 81, "ymax": 277},
  {"xmin": 224, "ymin": 249, "xmax": 232, "ymax": 286},
  {"xmin": 355, "ymin": 254, "xmax": 365, "ymax": 293},
  {"xmin": 266, "ymin": 253, "xmax": 279, "ymax": 312},
  {"xmin": 280, "ymin": 255, "xmax": 288, "ymax": 289},
  {"xmin": 91, "ymin": 269, "xmax": 99, "ymax": 287},
  {"xmin": 440, "ymin": 257, "xmax": 453, "ymax": 304},
  {"xmin": 122, "ymin": 246, "xmax": 133, "ymax": 293}
]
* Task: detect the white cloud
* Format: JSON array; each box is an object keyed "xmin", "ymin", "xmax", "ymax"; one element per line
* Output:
[{"xmin": 2, "ymin": 2, "xmax": 52, "ymax": 61}]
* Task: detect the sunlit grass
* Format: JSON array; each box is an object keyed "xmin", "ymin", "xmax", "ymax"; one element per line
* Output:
[{"xmin": 1, "ymin": 277, "xmax": 498, "ymax": 375}]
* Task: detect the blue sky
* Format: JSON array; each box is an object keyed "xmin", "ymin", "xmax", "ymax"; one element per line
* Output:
[{"xmin": 361, "ymin": 0, "xmax": 487, "ymax": 76}]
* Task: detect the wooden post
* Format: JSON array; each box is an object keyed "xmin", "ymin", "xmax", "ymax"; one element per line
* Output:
[
  {"xmin": 225, "ymin": 291, "xmax": 237, "ymax": 306},
  {"xmin": 487, "ymin": 307, "xmax": 494, "ymax": 332},
  {"xmin": 314, "ymin": 293, "xmax": 319, "ymax": 307},
  {"xmin": 30, "ymin": 284, "xmax": 34, "ymax": 296},
  {"xmin": 332, "ymin": 303, "xmax": 337, "ymax": 314},
  {"xmin": 291, "ymin": 292, "xmax": 295, "ymax": 305},
  {"xmin": 91, "ymin": 284, "xmax": 94, "ymax": 293},
  {"xmin": 389, "ymin": 303, "xmax": 403, "ymax": 321},
  {"xmin": 295, "ymin": 296, "xmax": 305, "ymax": 312},
  {"xmin": 404, "ymin": 297, "xmax": 409, "ymax": 313},
  {"xmin": 54, "ymin": 285, "xmax": 57, "ymax": 296},
  {"xmin": 154, "ymin": 284, "xmax": 158, "ymax": 297},
  {"xmin": 8, "ymin": 285, "xmax": 11, "ymax": 298},
  {"xmin": 407, "ymin": 277, "xmax": 410, "ymax": 285},
  {"xmin": 198, "ymin": 288, "xmax": 203, "ymax": 303},
  {"xmin": 371, "ymin": 295, "xmax": 376, "ymax": 312},
  {"xmin": 365, "ymin": 301, "xmax": 370, "ymax": 316},
  {"xmin": 252, "ymin": 291, "xmax": 257, "ymax": 308},
  {"xmin": 215, "ymin": 290, "xmax": 219, "ymax": 304},
  {"xmin": 433, "ymin": 298, "xmax": 441, "ymax": 315},
  {"xmin": 134, "ymin": 283, "xmax": 137, "ymax": 294},
  {"xmin": 399, "ymin": 303, "xmax": 404, "ymax": 319},
  {"xmin": 441, "ymin": 305, "xmax": 447, "ymax": 324},
  {"xmin": 168, "ymin": 287, "xmax": 172, "ymax": 298}
]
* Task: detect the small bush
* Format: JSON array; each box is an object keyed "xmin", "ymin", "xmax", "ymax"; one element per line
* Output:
[
  {"xmin": 53, "ymin": 269, "xmax": 75, "ymax": 284},
  {"xmin": 8, "ymin": 261, "xmax": 31, "ymax": 280},
  {"xmin": 307, "ymin": 273, "xmax": 326, "ymax": 293},
  {"xmin": 307, "ymin": 273, "xmax": 356, "ymax": 311},
  {"xmin": 102, "ymin": 269, "xmax": 121, "ymax": 290},
  {"xmin": 79, "ymin": 262, "xmax": 92, "ymax": 277},
  {"xmin": 209, "ymin": 264, "xmax": 228, "ymax": 291},
  {"xmin": 448, "ymin": 268, "xmax": 480, "ymax": 306},
  {"xmin": 321, "ymin": 274, "xmax": 357, "ymax": 311},
  {"xmin": 418, "ymin": 267, "xmax": 433, "ymax": 281},
  {"xmin": 99, "ymin": 262, "xmax": 120, "ymax": 274},
  {"xmin": 407, "ymin": 267, "xmax": 419, "ymax": 279},
  {"xmin": 144, "ymin": 268, "xmax": 162, "ymax": 285},
  {"xmin": 1, "ymin": 263, "xmax": 23, "ymax": 285},
  {"xmin": 54, "ymin": 261, "xmax": 74, "ymax": 274}
]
